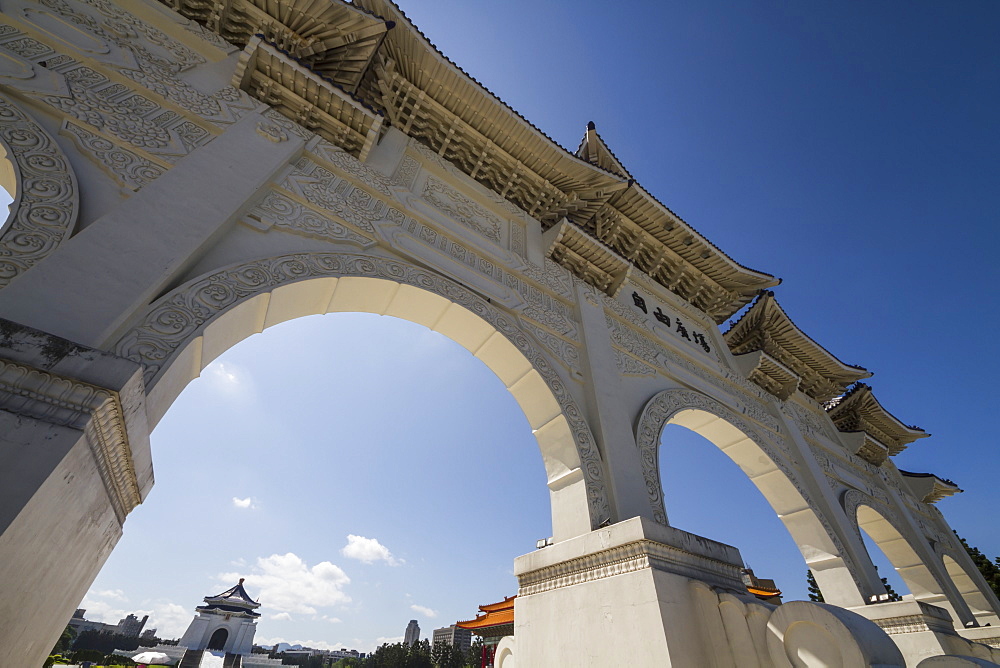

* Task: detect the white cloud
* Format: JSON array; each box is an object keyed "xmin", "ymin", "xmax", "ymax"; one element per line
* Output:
[
  {"xmin": 270, "ymin": 612, "xmax": 293, "ymax": 621},
  {"xmin": 232, "ymin": 496, "xmax": 255, "ymax": 509},
  {"xmin": 322, "ymin": 615, "xmax": 342, "ymax": 624},
  {"xmin": 340, "ymin": 535, "xmax": 401, "ymax": 566},
  {"xmin": 409, "ymin": 604, "xmax": 437, "ymax": 618},
  {"xmin": 144, "ymin": 602, "xmax": 190, "ymax": 639},
  {"xmin": 79, "ymin": 592, "xmax": 126, "ymax": 625},
  {"xmin": 371, "ymin": 636, "xmax": 405, "ymax": 651},
  {"xmin": 94, "ymin": 589, "xmax": 127, "ymax": 601},
  {"xmin": 220, "ymin": 552, "xmax": 350, "ymax": 615}
]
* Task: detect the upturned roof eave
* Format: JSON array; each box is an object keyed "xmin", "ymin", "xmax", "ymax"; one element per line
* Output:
[
  {"xmin": 625, "ymin": 181, "xmax": 780, "ymax": 289},
  {"xmin": 725, "ymin": 292, "xmax": 871, "ymax": 381},
  {"xmin": 828, "ymin": 384, "xmax": 928, "ymax": 440},
  {"xmin": 899, "ymin": 469, "xmax": 961, "ymax": 491},
  {"xmin": 354, "ymin": 0, "xmax": 628, "ymax": 191}
]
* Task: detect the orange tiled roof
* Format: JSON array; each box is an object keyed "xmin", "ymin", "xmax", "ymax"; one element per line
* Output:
[
  {"xmin": 747, "ymin": 585, "xmax": 781, "ymax": 598},
  {"xmin": 456, "ymin": 607, "xmax": 514, "ymax": 630},
  {"xmin": 477, "ymin": 596, "xmax": 515, "ymax": 613}
]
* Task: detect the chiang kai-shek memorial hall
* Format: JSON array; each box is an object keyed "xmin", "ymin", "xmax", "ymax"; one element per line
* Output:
[{"xmin": 0, "ymin": 0, "xmax": 998, "ymax": 665}]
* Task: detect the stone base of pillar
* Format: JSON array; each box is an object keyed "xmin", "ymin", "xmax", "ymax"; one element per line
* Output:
[
  {"xmin": 512, "ymin": 517, "xmax": 906, "ymax": 666},
  {"xmin": 0, "ymin": 319, "xmax": 152, "ymax": 667},
  {"xmin": 850, "ymin": 600, "xmax": 1000, "ymax": 667}
]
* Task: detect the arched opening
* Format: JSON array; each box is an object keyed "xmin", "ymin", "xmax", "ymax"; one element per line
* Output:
[
  {"xmin": 207, "ymin": 627, "xmax": 228, "ymax": 651},
  {"xmin": 856, "ymin": 521, "xmax": 908, "ymax": 601},
  {"xmin": 856, "ymin": 505, "xmax": 947, "ymax": 610},
  {"xmin": 659, "ymin": 423, "xmax": 809, "ymax": 600},
  {"xmin": 638, "ymin": 389, "xmax": 867, "ymax": 607},
  {"xmin": 123, "ymin": 271, "xmax": 602, "ymax": 543},
  {"xmin": 943, "ymin": 554, "xmax": 999, "ymax": 624},
  {"xmin": 0, "ymin": 143, "xmax": 15, "ymax": 226}
]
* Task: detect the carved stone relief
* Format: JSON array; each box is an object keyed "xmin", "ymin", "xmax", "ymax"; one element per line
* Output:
[
  {"xmin": 309, "ymin": 139, "xmax": 392, "ymax": 196},
  {"xmin": 242, "ymin": 189, "xmax": 376, "ymax": 248},
  {"xmin": 272, "ymin": 156, "xmax": 581, "ymax": 341},
  {"xmin": 61, "ymin": 120, "xmax": 166, "ymax": 190},
  {"xmin": 113, "ymin": 252, "xmax": 610, "ymax": 527},
  {"xmin": 520, "ymin": 320, "xmax": 581, "ymax": 377},
  {"xmin": 410, "ymin": 139, "xmax": 531, "ymax": 222},
  {"xmin": 390, "ymin": 153, "xmax": 420, "ymax": 190},
  {"xmin": 614, "ymin": 349, "xmax": 656, "ymax": 377},
  {"xmin": 0, "ymin": 93, "xmax": 78, "ymax": 288},
  {"xmin": 606, "ymin": 310, "xmax": 781, "ymax": 433},
  {"xmin": 423, "ymin": 175, "xmax": 503, "ymax": 243}
]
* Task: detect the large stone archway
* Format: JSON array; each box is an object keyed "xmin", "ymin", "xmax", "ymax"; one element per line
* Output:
[{"xmin": 0, "ymin": 0, "xmax": 996, "ymax": 665}]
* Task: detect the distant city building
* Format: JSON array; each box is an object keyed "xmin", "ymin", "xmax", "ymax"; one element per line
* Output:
[
  {"xmin": 67, "ymin": 609, "xmax": 116, "ymax": 635},
  {"xmin": 141, "ymin": 628, "xmax": 157, "ymax": 639},
  {"xmin": 117, "ymin": 613, "xmax": 149, "ymax": 637},
  {"xmin": 68, "ymin": 609, "xmax": 148, "ymax": 637},
  {"xmin": 432, "ymin": 625, "xmax": 472, "ymax": 653},
  {"xmin": 404, "ymin": 619, "xmax": 420, "ymax": 646}
]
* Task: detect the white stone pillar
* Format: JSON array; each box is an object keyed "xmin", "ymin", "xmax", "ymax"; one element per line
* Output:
[
  {"xmin": 780, "ymin": 411, "xmax": 887, "ymax": 607},
  {"xmin": 0, "ymin": 319, "xmax": 151, "ymax": 668},
  {"xmin": 574, "ymin": 282, "xmax": 650, "ymax": 524}
]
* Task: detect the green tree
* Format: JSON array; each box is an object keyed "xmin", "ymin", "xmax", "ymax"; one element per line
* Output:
[
  {"xmin": 466, "ymin": 639, "xmax": 483, "ymax": 668},
  {"xmin": 71, "ymin": 648, "xmax": 104, "ymax": 663},
  {"xmin": 956, "ymin": 532, "xmax": 1000, "ymax": 598},
  {"xmin": 806, "ymin": 570, "xmax": 824, "ymax": 602},
  {"xmin": 50, "ymin": 625, "xmax": 76, "ymax": 655}
]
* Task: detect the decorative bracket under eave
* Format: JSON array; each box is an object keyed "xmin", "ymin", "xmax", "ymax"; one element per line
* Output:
[{"xmin": 899, "ymin": 470, "xmax": 962, "ymax": 504}]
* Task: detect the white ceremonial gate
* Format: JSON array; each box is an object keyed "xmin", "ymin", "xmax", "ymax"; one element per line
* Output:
[{"xmin": 0, "ymin": 1, "xmax": 998, "ymax": 666}]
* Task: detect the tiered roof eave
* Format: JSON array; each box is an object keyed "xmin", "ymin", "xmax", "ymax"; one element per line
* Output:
[
  {"xmin": 899, "ymin": 470, "xmax": 962, "ymax": 504},
  {"xmin": 354, "ymin": 0, "xmax": 628, "ymax": 188},
  {"xmin": 724, "ymin": 292, "xmax": 871, "ymax": 402},
  {"xmin": 456, "ymin": 596, "xmax": 515, "ymax": 635},
  {"xmin": 825, "ymin": 384, "xmax": 928, "ymax": 443}
]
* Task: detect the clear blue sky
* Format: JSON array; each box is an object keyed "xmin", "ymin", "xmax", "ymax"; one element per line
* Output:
[{"xmin": 7, "ymin": 0, "xmax": 997, "ymax": 653}]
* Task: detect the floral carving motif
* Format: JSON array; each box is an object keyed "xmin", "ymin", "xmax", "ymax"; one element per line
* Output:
[
  {"xmin": 522, "ymin": 259, "xmax": 574, "ymax": 300},
  {"xmin": 281, "ymin": 161, "xmax": 382, "ymax": 234},
  {"xmin": 40, "ymin": 0, "xmax": 203, "ymax": 72},
  {"xmin": 784, "ymin": 401, "xmax": 835, "ymax": 440},
  {"xmin": 245, "ymin": 190, "xmax": 374, "ymax": 248},
  {"xmin": 391, "ymin": 154, "xmax": 420, "ymax": 189},
  {"xmin": 114, "ymin": 252, "xmax": 610, "ymax": 527},
  {"xmin": 61, "ymin": 120, "xmax": 166, "ymax": 190},
  {"xmin": 521, "ymin": 321, "xmax": 581, "ymax": 377},
  {"xmin": 0, "ymin": 93, "xmax": 78, "ymax": 288},
  {"xmin": 614, "ymin": 349, "xmax": 656, "ymax": 376},
  {"xmin": 423, "ymin": 176, "xmax": 502, "ymax": 243},
  {"xmin": 310, "ymin": 140, "xmax": 392, "ymax": 196},
  {"xmin": 255, "ymin": 120, "xmax": 286, "ymax": 142},
  {"xmin": 46, "ymin": 79, "xmax": 172, "ymax": 149},
  {"xmin": 606, "ymin": 311, "xmax": 781, "ymax": 433}
]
